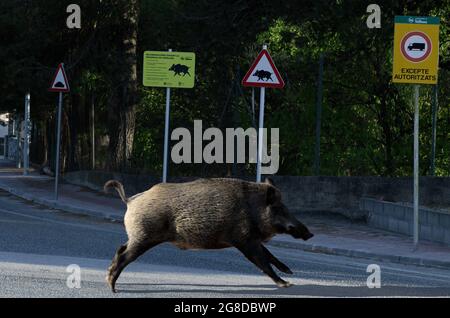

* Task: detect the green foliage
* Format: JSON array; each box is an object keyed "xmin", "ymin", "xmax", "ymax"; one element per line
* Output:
[{"xmin": 0, "ymin": 0, "xmax": 449, "ymax": 176}]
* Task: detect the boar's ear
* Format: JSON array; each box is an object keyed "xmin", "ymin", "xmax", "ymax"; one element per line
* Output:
[
  {"xmin": 266, "ymin": 186, "xmax": 277, "ymax": 205},
  {"xmin": 265, "ymin": 177, "xmax": 275, "ymax": 187}
]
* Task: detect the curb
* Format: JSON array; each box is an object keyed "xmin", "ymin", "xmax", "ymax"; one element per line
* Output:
[
  {"xmin": 268, "ymin": 239, "xmax": 450, "ymax": 270},
  {"xmin": 1, "ymin": 182, "xmax": 449, "ymax": 271},
  {"xmin": 0, "ymin": 183, "xmax": 124, "ymax": 223}
]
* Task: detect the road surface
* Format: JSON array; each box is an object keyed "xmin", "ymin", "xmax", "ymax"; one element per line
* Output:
[{"xmin": 0, "ymin": 190, "xmax": 449, "ymax": 297}]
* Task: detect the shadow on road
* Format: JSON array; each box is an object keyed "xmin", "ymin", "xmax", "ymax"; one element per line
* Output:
[{"xmin": 116, "ymin": 282, "xmax": 450, "ymax": 297}]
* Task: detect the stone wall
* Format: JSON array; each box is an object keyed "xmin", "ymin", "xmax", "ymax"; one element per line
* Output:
[
  {"xmin": 360, "ymin": 198, "xmax": 450, "ymax": 245},
  {"xmin": 270, "ymin": 176, "xmax": 450, "ymax": 216},
  {"xmin": 63, "ymin": 171, "xmax": 450, "ymax": 219}
]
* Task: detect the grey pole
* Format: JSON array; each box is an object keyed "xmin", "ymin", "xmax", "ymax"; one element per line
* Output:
[
  {"xmin": 91, "ymin": 95, "xmax": 95, "ymax": 170},
  {"xmin": 256, "ymin": 44, "xmax": 268, "ymax": 183},
  {"xmin": 251, "ymin": 87, "xmax": 255, "ymax": 125},
  {"xmin": 23, "ymin": 93, "xmax": 30, "ymax": 175},
  {"xmin": 256, "ymin": 86, "xmax": 266, "ymax": 183},
  {"xmin": 430, "ymin": 84, "xmax": 438, "ymax": 176},
  {"xmin": 162, "ymin": 49, "xmax": 172, "ymax": 183},
  {"xmin": 413, "ymin": 85, "xmax": 420, "ymax": 248},
  {"xmin": 16, "ymin": 115, "xmax": 22, "ymax": 169},
  {"xmin": 54, "ymin": 92, "xmax": 63, "ymax": 200},
  {"xmin": 314, "ymin": 53, "xmax": 324, "ymax": 175}
]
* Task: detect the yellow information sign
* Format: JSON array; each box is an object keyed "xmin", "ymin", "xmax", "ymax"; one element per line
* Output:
[
  {"xmin": 143, "ymin": 51, "xmax": 195, "ymax": 88},
  {"xmin": 392, "ymin": 16, "xmax": 440, "ymax": 85}
]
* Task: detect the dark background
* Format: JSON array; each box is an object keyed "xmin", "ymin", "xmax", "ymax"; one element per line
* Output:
[{"xmin": 0, "ymin": 0, "xmax": 448, "ymax": 177}]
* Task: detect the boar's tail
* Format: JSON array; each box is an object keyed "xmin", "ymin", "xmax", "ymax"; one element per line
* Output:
[{"xmin": 104, "ymin": 180, "xmax": 128, "ymax": 204}]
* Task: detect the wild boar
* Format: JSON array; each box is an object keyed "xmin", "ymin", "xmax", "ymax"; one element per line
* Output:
[
  {"xmin": 104, "ymin": 177, "xmax": 313, "ymax": 292},
  {"xmin": 169, "ymin": 64, "xmax": 191, "ymax": 76},
  {"xmin": 253, "ymin": 69, "xmax": 273, "ymax": 81}
]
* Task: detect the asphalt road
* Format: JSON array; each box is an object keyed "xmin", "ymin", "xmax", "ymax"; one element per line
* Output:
[{"xmin": 0, "ymin": 190, "xmax": 449, "ymax": 297}]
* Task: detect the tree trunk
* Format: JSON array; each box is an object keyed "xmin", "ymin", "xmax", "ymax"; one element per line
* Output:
[
  {"xmin": 68, "ymin": 93, "xmax": 81, "ymax": 171},
  {"xmin": 379, "ymin": 98, "xmax": 394, "ymax": 176},
  {"xmin": 106, "ymin": 0, "xmax": 139, "ymax": 171},
  {"xmin": 41, "ymin": 121, "xmax": 48, "ymax": 167}
]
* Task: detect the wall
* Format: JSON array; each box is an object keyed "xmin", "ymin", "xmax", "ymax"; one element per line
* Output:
[
  {"xmin": 63, "ymin": 170, "xmax": 196, "ymax": 197},
  {"xmin": 361, "ymin": 198, "xmax": 450, "ymax": 245},
  {"xmin": 63, "ymin": 171, "xmax": 450, "ymax": 219},
  {"xmin": 270, "ymin": 176, "xmax": 450, "ymax": 217}
]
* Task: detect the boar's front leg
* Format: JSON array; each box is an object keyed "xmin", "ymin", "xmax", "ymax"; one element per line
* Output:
[
  {"xmin": 261, "ymin": 245, "xmax": 293, "ymax": 275},
  {"xmin": 235, "ymin": 242, "xmax": 293, "ymax": 288}
]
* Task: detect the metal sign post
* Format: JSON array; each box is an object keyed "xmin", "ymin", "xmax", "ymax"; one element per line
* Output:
[
  {"xmin": 413, "ymin": 85, "xmax": 420, "ymax": 248},
  {"xmin": 162, "ymin": 49, "xmax": 172, "ymax": 183},
  {"xmin": 48, "ymin": 63, "xmax": 70, "ymax": 201},
  {"xmin": 255, "ymin": 44, "xmax": 268, "ymax": 183},
  {"xmin": 23, "ymin": 93, "xmax": 30, "ymax": 175},
  {"xmin": 392, "ymin": 16, "xmax": 440, "ymax": 247},
  {"xmin": 54, "ymin": 92, "xmax": 63, "ymax": 200},
  {"xmin": 143, "ymin": 49, "xmax": 196, "ymax": 183},
  {"xmin": 251, "ymin": 87, "xmax": 255, "ymax": 124},
  {"xmin": 256, "ymin": 84, "xmax": 266, "ymax": 183},
  {"xmin": 242, "ymin": 44, "xmax": 285, "ymax": 182},
  {"xmin": 91, "ymin": 95, "xmax": 95, "ymax": 170}
]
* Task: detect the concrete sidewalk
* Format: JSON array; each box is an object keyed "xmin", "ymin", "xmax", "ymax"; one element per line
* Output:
[
  {"xmin": 269, "ymin": 215, "xmax": 450, "ymax": 270},
  {"xmin": 0, "ymin": 159, "xmax": 449, "ymax": 270},
  {"xmin": 0, "ymin": 160, "xmax": 125, "ymax": 221}
]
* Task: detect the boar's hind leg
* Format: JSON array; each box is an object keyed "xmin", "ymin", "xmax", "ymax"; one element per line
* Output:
[
  {"xmin": 107, "ymin": 243, "xmax": 128, "ymax": 277},
  {"xmin": 236, "ymin": 243, "xmax": 293, "ymax": 288},
  {"xmin": 107, "ymin": 240, "xmax": 160, "ymax": 293},
  {"xmin": 261, "ymin": 245, "xmax": 293, "ymax": 275}
]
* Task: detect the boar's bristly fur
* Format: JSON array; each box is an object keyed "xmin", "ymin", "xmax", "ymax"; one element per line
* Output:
[{"xmin": 104, "ymin": 177, "xmax": 313, "ymax": 292}]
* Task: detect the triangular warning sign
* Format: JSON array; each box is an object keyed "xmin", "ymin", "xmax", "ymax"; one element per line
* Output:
[
  {"xmin": 49, "ymin": 63, "xmax": 70, "ymax": 92},
  {"xmin": 242, "ymin": 49, "xmax": 285, "ymax": 88}
]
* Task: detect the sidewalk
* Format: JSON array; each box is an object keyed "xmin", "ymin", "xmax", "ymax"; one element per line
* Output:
[
  {"xmin": 0, "ymin": 159, "xmax": 449, "ymax": 270},
  {"xmin": 269, "ymin": 215, "xmax": 450, "ymax": 269},
  {"xmin": 0, "ymin": 160, "xmax": 125, "ymax": 221}
]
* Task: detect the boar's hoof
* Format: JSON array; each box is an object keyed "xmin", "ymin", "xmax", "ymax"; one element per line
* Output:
[
  {"xmin": 105, "ymin": 275, "xmax": 117, "ymax": 293},
  {"xmin": 276, "ymin": 281, "xmax": 293, "ymax": 288}
]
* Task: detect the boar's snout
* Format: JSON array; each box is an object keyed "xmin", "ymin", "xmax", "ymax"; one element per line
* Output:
[
  {"xmin": 265, "ymin": 180, "xmax": 314, "ymax": 241},
  {"xmin": 287, "ymin": 222, "xmax": 314, "ymax": 241},
  {"xmin": 269, "ymin": 205, "xmax": 314, "ymax": 241}
]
